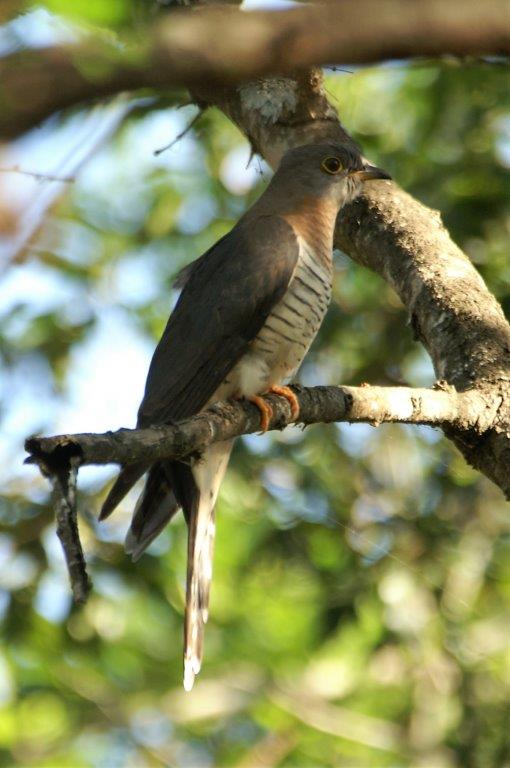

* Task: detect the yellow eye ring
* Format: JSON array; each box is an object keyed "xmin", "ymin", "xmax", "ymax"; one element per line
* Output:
[{"xmin": 321, "ymin": 156, "xmax": 343, "ymax": 174}]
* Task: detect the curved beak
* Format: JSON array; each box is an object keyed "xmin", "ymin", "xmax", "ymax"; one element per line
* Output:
[{"xmin": 349, "ymin": 165, "xmax": 391, "ymax": 181}]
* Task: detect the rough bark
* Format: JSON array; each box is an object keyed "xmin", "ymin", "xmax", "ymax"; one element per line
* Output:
[
  {"xmin": 338, "ymin": 188, "xmax": 510, "ymax": 494},
  {"xmin": 25, "ymin": 384, "xmax": 485, "ymax": 472},
  {"xmin": 1, "ymin": 0, "xmax": 510, "ymax": 139}
]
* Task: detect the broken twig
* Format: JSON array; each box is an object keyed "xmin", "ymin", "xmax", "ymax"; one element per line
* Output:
[{"xmin": 50, "ymin": 459, "xmax": 91, "ymax": 604}]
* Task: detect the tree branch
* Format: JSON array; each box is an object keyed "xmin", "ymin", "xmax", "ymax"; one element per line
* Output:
[
  {"xmin": 1, "ymin": 0, "xmax": 510, "ymax": 139},
  {"xmin": 31, "ymin": 383, "xmax": 482, "ymax": 599},
  {"xmin": 25, "ymin": 384, "xmax": 486, "ymax": 472},
  {"xmin": 337, "ymin": 186, "xmax": 510, "ymax": 494}
]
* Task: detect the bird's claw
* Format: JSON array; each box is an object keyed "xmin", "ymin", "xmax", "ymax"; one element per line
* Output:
[
  {"xmin": 267, "ymin": 385, "xmax": 300, "ymax": 422},
  {"xmin": 247, "ymin": 395, "xmax": 273, "ymax": 432}
]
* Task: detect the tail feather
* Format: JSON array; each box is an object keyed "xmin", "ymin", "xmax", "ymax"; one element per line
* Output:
[
  {"xmin": 182, "ymin": 440, "xmax": 232, "ymax": 691},
  {"xmin": 99, "ymin": 462, "xmax": 147, "ymax": 520},
  {"xmin": 124, "ymin": 463, "xmax": 180, "ymax": 561},
  {"xmin": 104, "ymin": 441, "xmax": 233, "ymax": 691},
  {"xmin": 184, "ymin": 503, "xmax": 216, "ymax": 690}
]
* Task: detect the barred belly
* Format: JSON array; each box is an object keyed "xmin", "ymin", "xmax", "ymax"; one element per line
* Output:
[{"xmin": 227, "ymin": 241, "xmax": 332, "ymax": 397}]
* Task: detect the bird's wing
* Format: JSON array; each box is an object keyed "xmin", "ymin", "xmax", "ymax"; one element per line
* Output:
[
  {"xmin": 171, "ymin": 231, "xmax": 229, "ymax": 290},
  {"xmin": 137, "ymin": 214, "xmax": 299, "ymax": 427},
  {"xmin": 100, "ymin": 215, "xmax": 298, "ymax": 521}
]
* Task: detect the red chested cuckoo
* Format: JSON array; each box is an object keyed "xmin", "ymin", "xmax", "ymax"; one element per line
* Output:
[{"xmin": 100, "ymin": 142, "xmax": 390, "ymax": 690}]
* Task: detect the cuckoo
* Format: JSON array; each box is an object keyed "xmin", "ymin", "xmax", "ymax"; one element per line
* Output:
[{"xmin": 100, "ymin": 142, "xmax": 390, "ymax": 690}]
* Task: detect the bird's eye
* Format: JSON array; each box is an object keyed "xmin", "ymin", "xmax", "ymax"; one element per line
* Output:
[{"xmin": 321, "ymin": 156, "xmax": 343, "ymax": 174}]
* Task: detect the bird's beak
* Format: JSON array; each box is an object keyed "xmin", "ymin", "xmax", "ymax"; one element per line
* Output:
[{"xmin": 349, "ymin": 165, "xmax": 392, "ymax": 181}]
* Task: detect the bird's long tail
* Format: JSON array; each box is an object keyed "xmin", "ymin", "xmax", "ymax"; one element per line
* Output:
[{"xmin": 183, "ymin": 440, "xmax": 232, "ymax": 691}]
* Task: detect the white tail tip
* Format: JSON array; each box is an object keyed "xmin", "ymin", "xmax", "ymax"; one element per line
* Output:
[
  {"xmin": 183, "ymin": 653, "xmax": 202, "ymax": 691},
  {"xmin": 183, "ymin": 661, "xmax": 195, "ymax": 692}
]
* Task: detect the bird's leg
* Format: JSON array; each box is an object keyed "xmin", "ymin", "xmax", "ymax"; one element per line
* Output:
[
  {"xmin": 247, "ymin": 395, "xmax": 273, "ymax": 432},
  {"xmin": 267, "ymin": 385, "xmax": 300, "ymax": 421}
]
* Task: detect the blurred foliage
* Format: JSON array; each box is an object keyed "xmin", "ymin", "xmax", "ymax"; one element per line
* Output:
[{"xmin": 1, "ymin": 3, "xmax": 510, "ymax": 767}]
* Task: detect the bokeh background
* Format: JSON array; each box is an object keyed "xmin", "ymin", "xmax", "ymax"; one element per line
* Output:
[{"xmin": 1, "ymin": 3, "xmax": 510, "ymax": 766}]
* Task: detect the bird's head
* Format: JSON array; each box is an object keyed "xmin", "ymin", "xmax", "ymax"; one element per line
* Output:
[{"xmin": 276, "ymin": 142, "xmax": 391, "ymax": 209}]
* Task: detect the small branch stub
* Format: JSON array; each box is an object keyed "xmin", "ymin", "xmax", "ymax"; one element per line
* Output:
[{"xmin": 50, "ymin": 459, "xmax": 91, "ymax": 604}]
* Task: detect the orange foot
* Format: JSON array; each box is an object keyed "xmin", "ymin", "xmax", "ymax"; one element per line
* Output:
[
  {"xmin": 268, "ymin": 385, "xmax": 300, "ymax": 422},
  {"xmin": 247, "ymin": 395, "xmax": 273, "ymax": 432}
]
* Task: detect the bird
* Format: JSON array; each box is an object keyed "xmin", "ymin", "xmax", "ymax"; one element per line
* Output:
[{"xmin": 99, "ymin": 142, "xmax": 390, "ymax": 690}]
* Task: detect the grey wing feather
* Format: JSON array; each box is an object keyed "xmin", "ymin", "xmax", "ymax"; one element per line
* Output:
[
  {"xmin": 124, "ymin": 464, "xmax": 180, "ymax": 560},
  {"xmin": 172, "ymin": 232, "xmax": 229, "ymax": 290},
  {"xmin": 137, "ymin": 215, "xmax": 299, "ymax": 427},
  {"xmin": 100, "ymin": 462, "xmax": 147, "ymax": 521}
]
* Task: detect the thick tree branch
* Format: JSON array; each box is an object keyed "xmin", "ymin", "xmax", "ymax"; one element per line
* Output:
[
  {"xmin": 25, "ymin": 384, "xmax": 486, "ymax": 472},
  {"xmin": 337, "ymin": 187, "xmax": 510, "ymax": 494},
  {"xmin": 1, "ymin": 0, "xmax": 510, "ymax": 139}
]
